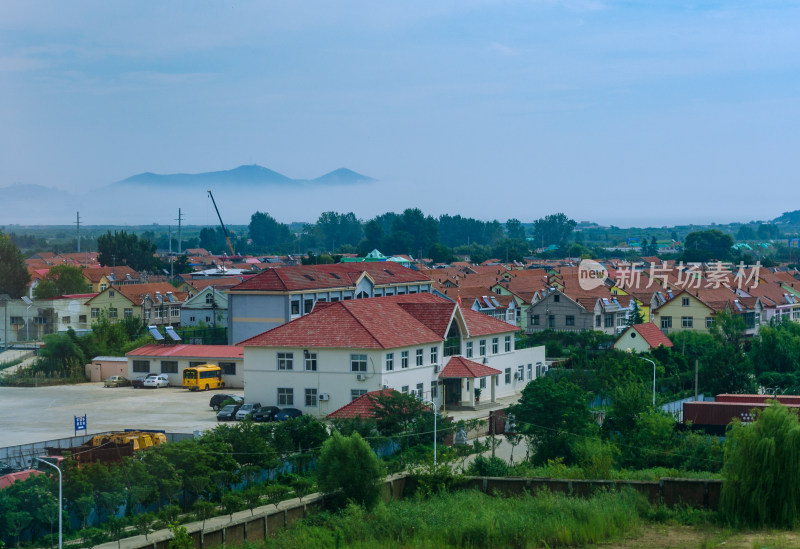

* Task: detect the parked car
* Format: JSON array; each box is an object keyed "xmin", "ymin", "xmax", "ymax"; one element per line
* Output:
[
  {"xmin": 252, "ymin": 406, "xmax": 281, "ymax": 422},
  {"xmin": 103, "ymin": 376, "xmax": 130, "ymax": 388},
  {"xmin": 274, "ymin": 408, "xmax": 303, "ymax": 421},
  {"xmin": 132, "ymin": 373, "xmax": 160, "ymax": 389},
  {"xmin": 209, "ymin": 394, "xmax": 244, "ymax": 411},
  {"xmin": 216, "ymin": 404, "xmax": 242, "ymax": 421},
  {"xmin": 142, "ymin": 375, "xmax": 169, "ymax": 389},
  {"xmin": 235, "ymin": 402, "xmax": 262, "ymax": 421}
]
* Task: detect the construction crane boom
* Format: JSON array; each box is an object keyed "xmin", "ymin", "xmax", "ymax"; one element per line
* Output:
[{"xmin": 207, "ymin": 190, "xmax": 235, "ymax": 256}]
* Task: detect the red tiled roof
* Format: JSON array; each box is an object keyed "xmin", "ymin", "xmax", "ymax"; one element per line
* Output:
[
  {"xmin": 230, "ymin": 262, "xmax": 430, "ymax": 292},
  {"xmin": 126, "ymin": 344, "xmax": 243, "ymax": 359},
  {"xmin": 239, "ymin": 296, "xmax": 443, "ymax": 349},
  {"xmin": 629, "ymin": 323, "xmax": 674, "ymax": 349},
  {"xmin": 439, "ymin": 356, "xmax": 502, "ymax": 378},
  {"xmin": 95, "ymin": 283, "xmax": 186, "ymax": 306},
  {"xmin": 396, "ymin": 302, "xmax": 455, "ymax": 338},
  {"xmin": 239, "ymin": 293, "xmax": 517, "ymax": 348},
  {"xmin": 326, "ymin": 389, "xmax": 396, "ymax": 419},
  {"xmin": 0, "ymin": 470, "xmax": 43, "ymax": 489},
  {"xmin": 459, "ymin": 306, "xmax": 519, "ymax": 336},
  {"xmin": 83, "ymin": 266, "xmax": 139, "ymax": 284}
]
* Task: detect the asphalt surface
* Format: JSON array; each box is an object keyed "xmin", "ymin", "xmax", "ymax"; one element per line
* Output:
[{"xmin": 0, "ymin": 382, "xmax": 244, "ymax": 447}]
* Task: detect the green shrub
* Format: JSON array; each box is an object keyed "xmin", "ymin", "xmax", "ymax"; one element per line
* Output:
[
  {"xmin": 316, "ymin": 432, "xmax": 385, "ymax": 510},
  {"xmin": 466, "ymin": 456, "xmax": 509, "ymax": 477},
  {"xmin": 572, "ymin": 437, "xmax": 614, "ymax": 479}
]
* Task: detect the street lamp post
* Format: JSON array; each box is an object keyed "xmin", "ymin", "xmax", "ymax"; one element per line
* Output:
[
  {"xmin": 36, "ymin": 458, "xmax": 62, "ymax": 549},
  {"xmin": 639, "ymin": 357, "xmax": 657, "ymax": 407},
  {"xmin": 419, "ymin": 397, "xmax": 437, "ymax": 467},
  {"xmin": 0, "ymin": 294, "xmax": 10, "ymax": 352}
]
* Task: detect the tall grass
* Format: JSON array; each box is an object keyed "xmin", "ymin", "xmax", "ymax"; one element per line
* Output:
[
  {"xmin": 243, "ymin": 488, "xmax": 648, "ymax": 548},
  {"xmin": 509, "ymin": 460, "xmax": 722, "ymax": 481}
]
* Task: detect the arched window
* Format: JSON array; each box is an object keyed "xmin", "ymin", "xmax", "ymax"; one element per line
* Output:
[{"xmin": 443, "ymin": 322, "xmax": 461, "ymax": 357}]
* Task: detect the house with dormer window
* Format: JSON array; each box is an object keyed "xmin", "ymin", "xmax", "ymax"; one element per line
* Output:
[
  {"xmin": 180, "ymin": 287, "xmax": 228, "ymax": 327},
  {"xmin": 85, "ymin": 282, "xmax": 187, "ymax": 326},
  {"xmin": 238, "ymin": 293, "xmax": 545, "ymax": 416},
  {"xmin": 227, "ymin": 263, "xmax": 433, "ymax": 344}
]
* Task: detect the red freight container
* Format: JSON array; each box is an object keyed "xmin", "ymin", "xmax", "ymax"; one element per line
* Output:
[
  {"xmin": 715, "ymin": 394, "xmax": 800, "ymax": 405},
  {"xmin": 684, "ymin": 402, "xmax": 767, "ymax": 426}
]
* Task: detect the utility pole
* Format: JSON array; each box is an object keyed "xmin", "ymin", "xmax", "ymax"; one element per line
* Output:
[
  {"xmin": 694, "ymin": 358, "xmax": 699, "ymax": 400},
  {"xmin": 175, "ymin": 208, "xmax": 184, "ymax": 255},
  {"xmin": 74, "ymin": 211, "xmax": 81, "ymax": 253},
  {"xmin": 169, "ymin": 225, "xmax": 173, "ymax": 278}
]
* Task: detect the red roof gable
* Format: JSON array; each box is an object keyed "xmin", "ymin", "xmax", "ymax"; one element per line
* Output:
[
  {"xmin": 620, "ymin": 323, "xmax": 674, "ymax": 349},
  {"xmin": 126, "ymin": 344, "xmax": 243, "ymax": 359},
  {"xmin": 326, "ymin": 389, "xmax": 396, "ymax": 419},
  {"xmin": 238, "ymin": 294, "xmax": 517, "ymax": 349},
  {"xmin": 439, "ymin": 356, "xmax": 502, "ymax": 378},
  {"xmin": 229, "ymin": 262, "xmax": 430, "ymax": 292}
]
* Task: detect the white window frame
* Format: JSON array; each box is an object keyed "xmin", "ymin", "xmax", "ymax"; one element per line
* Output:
[
  {"xmin": 277, "ymin": 387, "xmax": 294, "ymax": 405},
  {"xmin": 305, "ymin": 388, "xmax": 317, "ymax": 407},
  {"xmin": 277, "ymin": 352, "xmax": 294, "ymax": 370},
  {"xmin": 350, "ymin": 354, "xmax": 368, "ymax": 372}
]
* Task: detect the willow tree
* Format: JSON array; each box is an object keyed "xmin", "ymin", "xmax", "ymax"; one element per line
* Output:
[{"xmin": 721, "ymin": 402, "xmax": 800, "ymax": 527}]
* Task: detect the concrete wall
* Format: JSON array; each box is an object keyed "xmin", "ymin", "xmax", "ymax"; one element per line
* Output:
[
  {"xmin": 85, "ymin": 358, "xmax": 128, "ymax": 382},
  {"xmin": 228, "ymin": 293, "xmax": 289, "ymax": 345}
]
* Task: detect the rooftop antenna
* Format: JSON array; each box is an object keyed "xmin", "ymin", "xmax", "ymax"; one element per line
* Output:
[{"xmin": 175, "ymin": 208, "xmax": 184, "ymax": 255}]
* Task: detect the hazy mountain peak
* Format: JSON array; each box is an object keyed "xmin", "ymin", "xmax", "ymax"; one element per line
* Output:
[{"xmin": 113, "ymin": 164, "xmax": 374, "ymax": 188}]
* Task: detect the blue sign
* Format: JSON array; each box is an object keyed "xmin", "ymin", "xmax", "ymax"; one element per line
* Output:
[{"xmin": 74, "ymin": 415, "xmax": 87, "ymax": 432}]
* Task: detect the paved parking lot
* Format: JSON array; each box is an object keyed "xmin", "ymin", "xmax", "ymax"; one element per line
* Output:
[{"xmin": 0, "ymin": 383, "xmax": 244, "ymax": 447}]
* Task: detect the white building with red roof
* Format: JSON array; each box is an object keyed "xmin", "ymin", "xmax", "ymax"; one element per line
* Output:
[
  {"xmin": 125, "ymin": 343, "xmax": 244, "ymax": 388},
  {"xmin": 226, "ymin": 262, "xmax": 433, "ymax": 345},
  {"xmin": 614, "ymin": 323, "xmax": 675, "ymax": 353},
  {"xmin": 238, "ymin": 293, "xmax": 545, "ymax": 416}
]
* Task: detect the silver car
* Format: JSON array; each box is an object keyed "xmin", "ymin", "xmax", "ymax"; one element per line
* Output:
[
  {"xmin": 235, "ymin": 402, "xmax": 261, "ymax": 420},
  {"xmin": 143, "ymin": 375, "xmax": 170, "ymax": 389}
]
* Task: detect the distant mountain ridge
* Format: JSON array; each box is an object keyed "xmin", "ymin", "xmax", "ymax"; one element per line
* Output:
[{"xmin": 114, "ymin": 164, "xmax": 375, "ymax": 187}]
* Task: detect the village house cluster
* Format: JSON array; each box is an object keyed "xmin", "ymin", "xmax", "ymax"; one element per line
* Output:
[{"xmin": 4, "ymin": 247, "xmax": 800, "ymax": 416}]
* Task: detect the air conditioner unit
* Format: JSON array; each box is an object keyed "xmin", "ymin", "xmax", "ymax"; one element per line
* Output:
[
  {"xmin": 514, "ymin": 373, "xmax": 523, "ymax": 380},
  {"xmin": 319, "ymin": 393, "xmax": 330, "ymax": 402},
  {"xmin": 356, "ymin": 374, "xmax": 367, "ymax": 381}
]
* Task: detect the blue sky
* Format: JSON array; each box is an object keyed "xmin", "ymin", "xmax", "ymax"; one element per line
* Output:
[{"xmin": 2, "ymin": 1, "xmax": 800, "ymax": 226}]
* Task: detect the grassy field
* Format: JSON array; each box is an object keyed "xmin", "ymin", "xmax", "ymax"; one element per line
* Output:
[
  {"xmin": 223, "ymin": 487, "xmax": 800, "ymax": 549},
  {"xmin": 602, "ymin": 525, "xmax": 800, "ymax": 548},
  {"xmin": 227, "ymin": 488, "xmax": 717, "ymax": 549}
]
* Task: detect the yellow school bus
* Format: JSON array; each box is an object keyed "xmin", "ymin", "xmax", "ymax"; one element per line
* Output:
[{"xmin": 183, "ymin": 364, "xmax": 225, "ymax": 391}]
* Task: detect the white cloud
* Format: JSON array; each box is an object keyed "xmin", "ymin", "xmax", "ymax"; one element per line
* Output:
[{"xmin": 488, "ymin": 42, "xmax": 520, "ymax": 56}]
